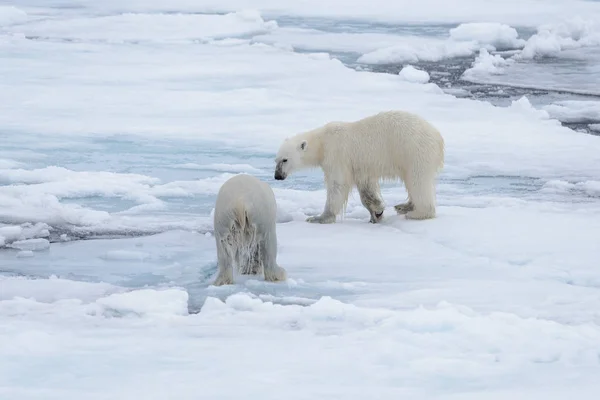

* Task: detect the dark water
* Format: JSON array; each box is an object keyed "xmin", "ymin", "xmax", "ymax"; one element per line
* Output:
[
  {"xmin": 271, "ymin": 17, "xmax": 600, "ymax": 136},
  {"xmin": 359, "ymin": 57, "xmax": 600, "ymax": 136}
]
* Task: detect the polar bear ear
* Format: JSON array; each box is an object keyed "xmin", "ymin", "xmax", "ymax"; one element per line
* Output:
[{"xmin": 299, "ymin": 140, "xmax": 308, "ymax": 151}]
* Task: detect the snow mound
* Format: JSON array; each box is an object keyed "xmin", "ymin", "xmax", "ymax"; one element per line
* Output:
[
  {"xmin": 0, "ymin": 6, "xmax": 27, "ymax": 27},
  {"xmin": 462, "ymin": 48, "xmax": 515, "ymax": 80},
  {"xmin": 0, "ymin": 165, "xmax": 158, "ymax": 190},
  {"xmin": 200, "ymin": 293, "xmax": 600, "ymax": 365},
  {"xmin": 0, "ymin": 166, "xmax": 237, "ymax": 229},
  {"xmin": 353, "ymin": 22, "xmax": 528, "ymax": 66},
  {"xmin": 0, "ymin": 158, "xmax": 23, "ymax": 169},
  {"xmin": 0, "ymin": 275, "xmax": 120, "ymax": 303},
  {"xmin": 95, "ymin": 288, "xmax": 189, "ymax": 317},
  {"xmin": 16, "ymin": 250, "xmax": 34, "ymax": 258},
  {"xmin": 357, "ymin": 38, "xmax": 478, "ymax": 64},
  {"xmin": 449, "ymin": 22, "xmax": 526, "ymax": 50},
  {"xmin": 542, "ymin": 180, "xmax": 600, "ymax": 198},
  {"xmin": 8, "ymin": 10, "xmax": 277, "ymax": 43},
  {"xmin": 518, "ymin": 18, "xmax": 600, "ymax": 59},
  {"xmin": 0, "ymin": 225, "xmax": 23, "ymax": 244},
  {"xmin": 398, "ymin": 65, "xmax": 430, "ymax": 83},
  {"xmin": 542, "ymin": 100, "xmax": 600, "ymax": 123},
  {"xmin": 0, "ymin": 223, "xmax": 50, "ymax": 248},
  {"xmin": 8, "ymin": 238, "xmax": 50, "ymax": 251},
  {"xmin": 253, "ymin": 28, "xmax": 416, "ymax": 55},
  {"xmin": 590, "ymin": 123, "xmax": 600, "ymax": 132},
  {"xmin": 0, "ymin": 191, "xmax": 112, "ymax": 227},
  {"xmin": 508, "ymin": 96, "xmax": 551, "ymax": 120}
]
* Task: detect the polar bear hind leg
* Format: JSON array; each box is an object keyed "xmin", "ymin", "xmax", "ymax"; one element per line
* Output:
[
  {"xmin": 403, "ymin": 169, "xmax": 436, "ymax": 220},
  {"xmin": 393, "ymin": 169, "xmax": 414, "ymax": 215},
  {"xmin": 248, "ymin": 245, "xmax": 263, "ymax": 275},
  {"xmin": 260, "ymin": 230, "xmax": 287, "ymax": 282},
  {"xmin": 357, "ymin": 180, "xmax": 385, "ymax": 223},
  {"xmin": 213, "ymin": 236, "xmax": 235, "ymax": 286}
]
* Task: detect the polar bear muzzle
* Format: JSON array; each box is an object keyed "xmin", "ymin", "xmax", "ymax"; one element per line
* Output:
[{"xmin": 274, "ymin": 161, "xmax": 286, "ymax": 180}]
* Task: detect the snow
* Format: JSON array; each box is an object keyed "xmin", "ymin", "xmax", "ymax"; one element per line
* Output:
[
  {"xmin": 100, "ymin": 249, "xmax": 151, "ymax": 261},
  {"xmin": 12, "ymin": 10, "xmax": 278, "ymax": 43},
  {"xmin": 460, "ymin": 18, "xmax": 600, "ymax": 95},
  {"xmin": 0, "ymin": 223, "xmax": 50, "ymax": 248},
  {"xmin": 398, "ymin": 65, "xmax": 430, "ymax": 84},
  {"xmin": 0, "ymin": 5, "xmax": 27, "ymax": 26},
  {"xmin": 357, "ymin": 38, "xmax": 479, "ymax": 65},
  {"xmin": 542, "ymin": 100, "xmax": 600, "ymax": 124},
  {"xmin": 253, "ymin": 27, "xmax": 414, "ymax": 55},
  {"xmin": 518, "ymin": 18, "xmax": 600, "ymax": 60},
  {"xmin": 8, "ymin": 238, "xmax": 50, "ymax": 251},
  {"xmin": 16, "ymin": 250, "xmax": 35, "ymax": 258},
  {"xmin": 543, "ymin": 180, "xmax": 600, "ymax": 198},
  {"xmin": 2, "ymin": 0, "xmax": 600, "ymax": 398},
  {"xmin": 0, "ymin": 275, "xmax": 120, "ymax": 302},
  {"xmin": 94, "ymin": 288, "xmax": 189, "ymax": 317},
  {"xmin": 169, "ymin": 163, "xmax": 263, "ymax": 173},
  {"xmin": 0, "ymin": 158, "xmax": 23, "ymax": 169},
  {"xmin": 12, "ymin": 0, "xmax": 600, "ymax": 27},
  {"xmin": 462, "ymin": 48, "xmax": 515, "ymax": 80},
  {"xmin": 449, "ymin": 22, "xmax": 525, "ymax": 50}
]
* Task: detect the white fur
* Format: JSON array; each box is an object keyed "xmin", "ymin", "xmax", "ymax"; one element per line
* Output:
[
  {"xmin": 212, "ymin": 174, "xmax": 287, "ymax": 286},
  {"xmin": 274, "ymin": 110, "xmax": 445, "ymax": 223}
]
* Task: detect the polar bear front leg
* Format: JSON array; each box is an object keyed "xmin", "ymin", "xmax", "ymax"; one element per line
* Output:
[
  {"xmin": 307, "ymin": 177, "xmax": 350, "ymax": 224},
  {"xmin": 357, "ymin": 180, "xmax": 385, "ymax": 223}
]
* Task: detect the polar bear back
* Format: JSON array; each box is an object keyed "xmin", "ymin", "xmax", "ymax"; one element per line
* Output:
[
  {"xmin": 213, "ymin": 174, "xmax": 277, "ymax": 235},
  {"xmin": 320, "ymin": 110, "xmax": 444, "ymax": 182}
]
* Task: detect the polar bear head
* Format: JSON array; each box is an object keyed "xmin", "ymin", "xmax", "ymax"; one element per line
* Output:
[{"xmin": 274, "ymin": 137, "xmax": 308, "ymax": 180}]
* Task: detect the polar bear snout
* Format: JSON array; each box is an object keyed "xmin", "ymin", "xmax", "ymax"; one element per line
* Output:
[
  {"xmin": 274, "ymin": 161, "xmax": 287, "ymax": 180},
  {"xmin": 274, "ymin": 170, "xmax": 286, "ymax": 180}
]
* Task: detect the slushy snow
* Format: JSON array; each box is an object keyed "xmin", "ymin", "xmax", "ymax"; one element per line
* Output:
[{"xmin": 2, "ymin": 0, "xmax": 600, "ymax": 399}]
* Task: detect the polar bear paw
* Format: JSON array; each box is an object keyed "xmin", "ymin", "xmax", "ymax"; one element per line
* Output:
[
  {"xmin": 369, "ymin": 210, "xmax": 384, "ymax": 223},
  {"xmin": 213, "ymin": 272, "xmax": 234, "ymax": 286},
  {"xmin": 306, "ymin": 214, "xmax": 336, "ymax": 224},
  {"xmin": 264, "ymin": 265, "xmax": 287, "ymax": 282},
  {"xmin": 394, "ymin": 201, "xmax": 414, "ymax": 215}
]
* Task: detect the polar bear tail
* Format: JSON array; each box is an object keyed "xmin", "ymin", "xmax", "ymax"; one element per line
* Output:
[{"xmin": 232, "ymin": 197, "xmax": 249, "ymax": 233}]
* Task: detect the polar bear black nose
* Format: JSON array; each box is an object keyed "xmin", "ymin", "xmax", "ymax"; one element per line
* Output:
[{"xmin": 274, "ymin": 172, "xmax": 285, "ymax": 180}]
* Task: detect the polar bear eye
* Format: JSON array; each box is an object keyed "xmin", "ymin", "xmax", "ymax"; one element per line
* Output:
[{"xmin": 282, "ymin": 159, "xmax": 288, "ymax": 163}]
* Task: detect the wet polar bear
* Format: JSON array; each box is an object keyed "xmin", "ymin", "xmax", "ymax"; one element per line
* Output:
[
  {"xmin": 274, "ymin": 110, "xmax": 445, "ymax": 223},
  {"xmin": 212, "ymin": 174, "xmax": 287, "ymax": 286}
]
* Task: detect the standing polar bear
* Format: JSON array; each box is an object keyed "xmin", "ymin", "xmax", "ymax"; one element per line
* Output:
[
  {"xmin": 212, "ymin": 174, "xmax": 287, "ymax": 286},
  {"xmin": 274, "ymin": 110, "xmax": 444, "ymax": 223}
]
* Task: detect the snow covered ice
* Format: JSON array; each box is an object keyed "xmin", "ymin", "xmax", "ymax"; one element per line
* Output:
[{"xmin": 2, "ymin": 0, "xmax": 600, "ymax": 399}]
